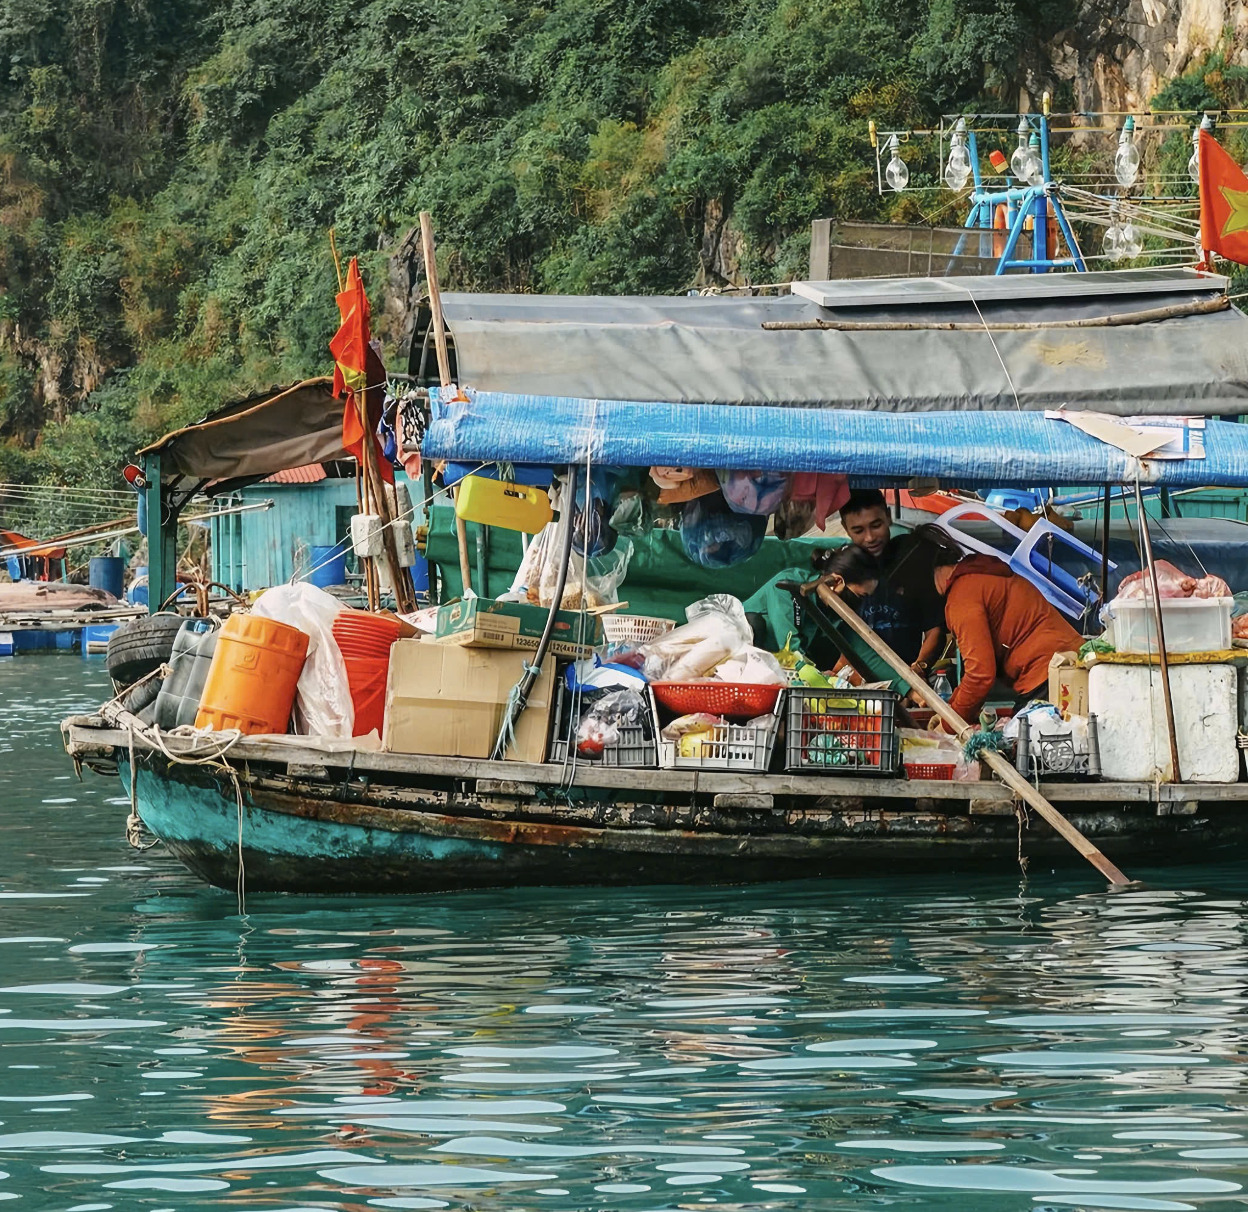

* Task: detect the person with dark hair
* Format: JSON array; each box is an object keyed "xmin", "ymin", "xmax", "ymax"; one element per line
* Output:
[
  {"xmin": 838, "ymin": 490, "xmax": 945, "ymax": 672},
  {"xmin": 928, "ymin": 539, "xmax": 1082, "ymax": 726},
  {"xmin": 810, "ymin": 544, "xmax": 881, "ymax": 603}
]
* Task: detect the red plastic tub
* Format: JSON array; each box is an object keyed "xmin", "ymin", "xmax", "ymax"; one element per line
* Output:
[{"xmin": 332, "ymin": 612, "xmax": 403, "ymax": 736}]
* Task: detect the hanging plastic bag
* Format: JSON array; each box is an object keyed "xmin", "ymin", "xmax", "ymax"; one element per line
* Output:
[
  {"xmin": 250, "ymin": 583, "xmax": 354, "ymax": 737},
  {"xmin": 571, "ymin": 468, "xmax": 622, "ymax": 559},
  {"xmin": 680, "ymin": 493, "xmax": 767, "ymax": 567},
  {"xmin": 638, "ymin": 593, "xmax": 753, "ymax": 682},
  {"xmin": 716, "ymin": 469, "xmax": 790, "ymax": 516},
  {"xmin": 512, "ymin": 523, "xmax": 634, "ymax": 609}
]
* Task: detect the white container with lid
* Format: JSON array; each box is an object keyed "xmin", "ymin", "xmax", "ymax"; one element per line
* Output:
[{"xmin": 1101, "ymin": 596, "xmax": 1233, "ymax": 654}]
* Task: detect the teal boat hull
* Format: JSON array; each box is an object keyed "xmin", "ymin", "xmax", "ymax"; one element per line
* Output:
[{"xmin": 117, "ymin": 758, "xmax": 1248, "ymax": 895}]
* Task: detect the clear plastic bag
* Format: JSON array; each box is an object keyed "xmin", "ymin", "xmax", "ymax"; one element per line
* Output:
[
  {"xmin": 575, "ymin": 687, "xmax": 650, "ymax": 757},
  {"xmin": 512, "ymin": 522, "xmax": 634, "ymax": 609},
  {"xmin": 250, "ymin": 583, "xmax": 354, "ymax": 737},
  {"xmin": 638, "ymin": 594, "xmax": 753, "ymax": 682},
  {"xmin": 680, "ymin": 493, "xmax": 767, "ymax": 567}
]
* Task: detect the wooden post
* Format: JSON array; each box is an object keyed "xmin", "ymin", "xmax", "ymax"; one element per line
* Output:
[
  {"xmin": 1133, "ymin": 479, "xmax": 1181, "ymax": 783},
  {"xmin": 1100, "ymin": 485, "xmax": 1111, "ymax": 605},
  {"xmin": 814, "ymin": 582, "xmax": 1132, "ymax": 887},
  {"xmin": 419, "ymin": 210, "xmax": 473, "ymax": 598},
  {"xmin": 809, "ymin": 218, "xmax": 833, "ymax": 281}
]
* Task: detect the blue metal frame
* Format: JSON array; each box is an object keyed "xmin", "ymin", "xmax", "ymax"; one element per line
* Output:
[{"xmin": 951, "ymin": 115, "xmax": 1087, "ymax": 275}]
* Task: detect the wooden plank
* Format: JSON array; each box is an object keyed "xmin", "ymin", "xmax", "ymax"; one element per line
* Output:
[{"xmin": 62, "ymin": 723, "xmax": 1250, "ymax": 807}]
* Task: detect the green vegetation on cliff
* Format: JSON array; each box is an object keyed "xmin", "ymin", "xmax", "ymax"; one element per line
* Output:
[{"xmin": 0, "ymin": 0, "xmax": 1241, "ymax": 490}]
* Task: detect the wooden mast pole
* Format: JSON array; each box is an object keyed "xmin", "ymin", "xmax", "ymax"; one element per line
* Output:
[
  {"xmin": 419, "ymin": 211, "xmax": 474, "ymax": 599},
  {"xmin": 814, "ymin": 582, "xmax": 1132, "ymax": 887},
  {"xmin": 1133, "ymin": 479, "xmax": 1182, "ymax": 783}
]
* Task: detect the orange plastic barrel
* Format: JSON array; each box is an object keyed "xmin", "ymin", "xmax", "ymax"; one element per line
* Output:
[
  {"xmin": 194, "ymin": 613, "xmax": 310, "ymax": 735},
  {"xmin": 332, "ymin": 612, "xmax": 402, "ymax": 736}
]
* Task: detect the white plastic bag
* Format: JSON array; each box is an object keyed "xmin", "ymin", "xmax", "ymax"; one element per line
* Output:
[
  {"xmin": 638, "ymin": 594, "xmax": 753, "ymax": 682},
  {"xmin": 251, "ymin": 583, "xmax": 354, "ymax": 738},
  {"xmin": 713, "ymin": 647, "xmax": 788, "ymax": 686}
]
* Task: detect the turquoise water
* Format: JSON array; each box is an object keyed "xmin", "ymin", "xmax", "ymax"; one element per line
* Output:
[{"xmin": 0, "ymin": 654, "xmax": 1246, "ymax": 1211}]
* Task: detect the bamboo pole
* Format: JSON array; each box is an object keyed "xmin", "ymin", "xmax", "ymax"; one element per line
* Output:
[
  {"xmin": 1133, "ymin": 479, "xmax": 1181, "ymax": 783},
  {"xmin": 419, "ymin": 210, "xmax": 473, "ymax": 598},
  {"xmin": 760, "ymin": 296, "xmax": 1229, "ymax": 332},
  {"xmin": 814, "ymin": 582, "xmax": 1132, "ymax": 887}
]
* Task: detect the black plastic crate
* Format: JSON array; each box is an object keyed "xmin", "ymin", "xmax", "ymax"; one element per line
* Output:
[
  {"xmin": 784, "ymin": 686, "xmax": 900, "ymax": 775},
  {"xmin": 547, "ymin": 679, "xmax": 657, "ymax": 768}
]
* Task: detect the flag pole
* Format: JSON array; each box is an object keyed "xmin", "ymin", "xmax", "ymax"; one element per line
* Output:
[{"xmin": 420, "ymin": 211, "xmax": 474, "ymax": 598}]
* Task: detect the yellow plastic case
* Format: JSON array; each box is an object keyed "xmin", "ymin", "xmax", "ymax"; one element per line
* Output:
[{"xmin": 454, "ymin": 475, "xmax": 554, "ymax": 532}]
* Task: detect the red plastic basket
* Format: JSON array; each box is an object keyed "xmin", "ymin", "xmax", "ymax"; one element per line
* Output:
[
  {"xmin": 651, "ymin": 680, "xmax": 784, "ymax": 719},
  {"xmin": 903, "ymin": 761, "xmax": 957, "ymax": 781}
]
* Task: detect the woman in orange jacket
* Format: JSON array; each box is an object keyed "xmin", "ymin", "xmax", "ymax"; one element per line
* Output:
[{"xmin": 928, "ymin": 538, "xmax": 1082, "ymax": 726}]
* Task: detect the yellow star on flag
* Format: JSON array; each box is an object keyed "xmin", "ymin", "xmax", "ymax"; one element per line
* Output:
[{"xmin": 1218, "ymin": 183, "xmax": 1248, "ymax": 238}]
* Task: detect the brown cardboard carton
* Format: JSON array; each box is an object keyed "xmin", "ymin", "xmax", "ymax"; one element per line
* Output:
[
  {"xmin": 382, "ymin": 640, "xmax": 556, "ymax": 763},
  {"xmin": 1048, "ymin": 651, "xmax": 1088, "ymax": 720}
]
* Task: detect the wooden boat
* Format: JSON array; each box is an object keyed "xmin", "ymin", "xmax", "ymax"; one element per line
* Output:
[
  {"xmin": 62, "ymin": 704, "xmax": 1247, "ymax": 893},
  {"xmin": 59, "ymin": 268, "xmax": 1249, "ymax": 893}
]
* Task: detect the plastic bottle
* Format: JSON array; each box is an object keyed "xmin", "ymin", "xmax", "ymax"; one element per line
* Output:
[{"xmin": 931, "ymin": 669, "xmax": 953, "ymax": 701}]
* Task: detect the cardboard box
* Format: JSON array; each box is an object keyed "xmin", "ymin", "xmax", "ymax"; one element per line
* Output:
[
  {"xmin": 382, "ymin": 639, "xmax": 556, "ymax": 763},
  {"xmin": 1048, "ymin": 651, "xmax": 1088, "ymax": 720},
  {"xmin": 434, "ymin": 597, "xmax": 602, "ymax": 660}
]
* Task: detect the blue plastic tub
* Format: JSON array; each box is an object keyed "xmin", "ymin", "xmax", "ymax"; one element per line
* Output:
[
  {"xmin": 88, "ymin": 556, "xmax": 125, "ymax": 599},
  {"xmin": 309, "ymin": 546, "xmax": 347, "ymax": 588}
]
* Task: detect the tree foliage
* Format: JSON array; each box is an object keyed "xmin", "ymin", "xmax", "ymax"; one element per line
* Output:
[{"xmin": 0, "ymin": 0, "xmax": 1239, "ymax": 487}]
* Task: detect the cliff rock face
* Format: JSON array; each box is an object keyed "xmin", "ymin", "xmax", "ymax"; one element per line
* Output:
[{"xmin": 1035, "ymin": 0, "xmax": 1247, "ymax": 113}]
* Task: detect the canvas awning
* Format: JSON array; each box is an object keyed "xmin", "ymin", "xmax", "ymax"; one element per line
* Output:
[
  {"xmin": 424, "ymin": 387, "xmax": 1249, "ymax": 489},
  {"xmin": 138, "ymin": 378, "xmax": 346, "ymax": 491},
  {"xmin": 439, "ymin": 269, "xmax": 1247, "ymax": 417}
]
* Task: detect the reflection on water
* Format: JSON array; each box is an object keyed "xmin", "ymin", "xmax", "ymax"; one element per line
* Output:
[{"xmin": 0, "ymin": 655, "xmax": 1246, "ymax": 1210}]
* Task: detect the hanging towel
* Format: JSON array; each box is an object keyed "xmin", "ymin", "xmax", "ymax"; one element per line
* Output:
[{"xmin": 789, "ymin": 473, "xmax": 851, "ymax": 532}]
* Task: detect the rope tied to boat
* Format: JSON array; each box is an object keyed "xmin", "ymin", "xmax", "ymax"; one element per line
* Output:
[{"xmin": 496, "ymin": 661, "xmax": 544, "ymax": 760}]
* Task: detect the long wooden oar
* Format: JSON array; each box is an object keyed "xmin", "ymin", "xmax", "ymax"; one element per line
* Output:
[{"xmin": 814, "ymin": 582, "xmax": 1131, "ymax": 887}]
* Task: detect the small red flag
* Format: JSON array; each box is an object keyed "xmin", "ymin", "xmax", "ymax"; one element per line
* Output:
[
  {"xmin": 329, "ymin": 257, "xmax": 393, "ymax": 482},
  {"xmin": 1198, "ymin": 130, "xmax": 1248, "ymax": 266}
]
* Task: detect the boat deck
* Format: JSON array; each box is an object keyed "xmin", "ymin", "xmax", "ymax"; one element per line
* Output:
[{"xmin": 62, "ymin": 716, "xmax": 1246, "ymax": 814}]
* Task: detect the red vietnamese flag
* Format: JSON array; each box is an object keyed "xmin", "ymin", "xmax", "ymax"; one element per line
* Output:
[
  {"xmin": 329, "ymin": 257, "xmax": 393, "ymax": 481},
  {"xmin": 1198, "ymin": 129, "xmax": 1248, "ymax": 266}
]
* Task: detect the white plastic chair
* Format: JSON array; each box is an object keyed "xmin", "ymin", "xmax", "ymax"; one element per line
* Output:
[{"xmin": 934, "ymin": 503, "xmax": 1113, "ymax": 618}]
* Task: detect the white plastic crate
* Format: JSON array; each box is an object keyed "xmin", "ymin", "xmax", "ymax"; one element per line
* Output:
[
  {"xmin": 650, "ymin": 686, "xmax": 783, "ymax": 772},
  {"xmin": 1101, "ymin": 595, "xmax": 1233, "ymax": 654}
]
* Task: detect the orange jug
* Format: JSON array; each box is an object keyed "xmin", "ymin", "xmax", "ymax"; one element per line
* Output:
[{"xmin": 194, "ymin": 613, "xmax": 309, "ymax": 735}]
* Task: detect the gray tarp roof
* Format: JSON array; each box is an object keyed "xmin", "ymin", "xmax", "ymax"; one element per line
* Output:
[{"xmin": 439, "ymin": 269, "xmax": 1248, "ymax": 417}]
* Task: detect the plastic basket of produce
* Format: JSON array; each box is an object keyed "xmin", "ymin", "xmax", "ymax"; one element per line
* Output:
[
  {"xmin": 903, "ymin": 761, "xmax": 957, "ymax": 781},
  {"xmin": 547, "ymin": 680, "xmax": 657, "ymax": 769},
  {"xmin": 601, "ymin": 614, "xmax": 676, "ymax": 646},
  {"xmin": 785, "ymin": 687, "xmax": 900, "ymax": 775},
  {"xmin": 650, "ymin": 687, "xmax": 783, "ymax": 773},
  {"xmin": 651, "ymin": 680, "xmax": 785, "ymax": 719}
]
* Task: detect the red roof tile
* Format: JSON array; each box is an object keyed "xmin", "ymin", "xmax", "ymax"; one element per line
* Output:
[{"xmin": 262, "ymin": 464, "xmax": 328, "ymax": 485}]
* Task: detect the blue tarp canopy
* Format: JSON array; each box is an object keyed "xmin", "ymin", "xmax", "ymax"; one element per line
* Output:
[{"xmin": 424, "ymin": 388, "xmax": 1248, "ymax": 489}]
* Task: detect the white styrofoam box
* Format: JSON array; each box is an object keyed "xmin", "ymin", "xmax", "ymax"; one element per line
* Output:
[
  {"xmin": 350, "ymin": 513, "xmax": 383, "ymax": 558},
  {"xmin": 1089, "ymin": 662, "xmax": 1239, "ymax": 783},
  {"xmin": 390, "ymin": 519, "xmax": 417, "ymax": 568},
  {"xmin": 1102, "ymin": 596, "xmax": 1233, "ymax": 654},
  {"xmin": 393, "ymin": 482, "xmax": 413, "ymax": 524}
]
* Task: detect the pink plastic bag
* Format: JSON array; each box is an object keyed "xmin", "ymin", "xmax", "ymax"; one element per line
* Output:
[{"xmin": 1115, "ymin": 560, "xmax": 1197, "ymax": 600}]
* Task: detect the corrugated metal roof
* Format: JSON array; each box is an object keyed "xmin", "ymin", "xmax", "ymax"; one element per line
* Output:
[{"xmin": 262, "ymin": 463, "xmax": 328, "ymax": 485}]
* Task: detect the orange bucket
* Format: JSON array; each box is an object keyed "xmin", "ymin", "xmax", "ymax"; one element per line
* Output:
[{"xmin": 194, "ymin": 613, "xmax": 309, "ymax": 735}]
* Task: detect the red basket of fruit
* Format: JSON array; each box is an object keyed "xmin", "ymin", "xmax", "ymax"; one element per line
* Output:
[{"xmin": 651, "ymin": 680, "xmax": 784, "ymax": 719}]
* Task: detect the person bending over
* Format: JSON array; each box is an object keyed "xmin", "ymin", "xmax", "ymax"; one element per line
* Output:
[{"xmin": 922, "ymin": 527, "xmax": 1082, "ymax": 726}]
